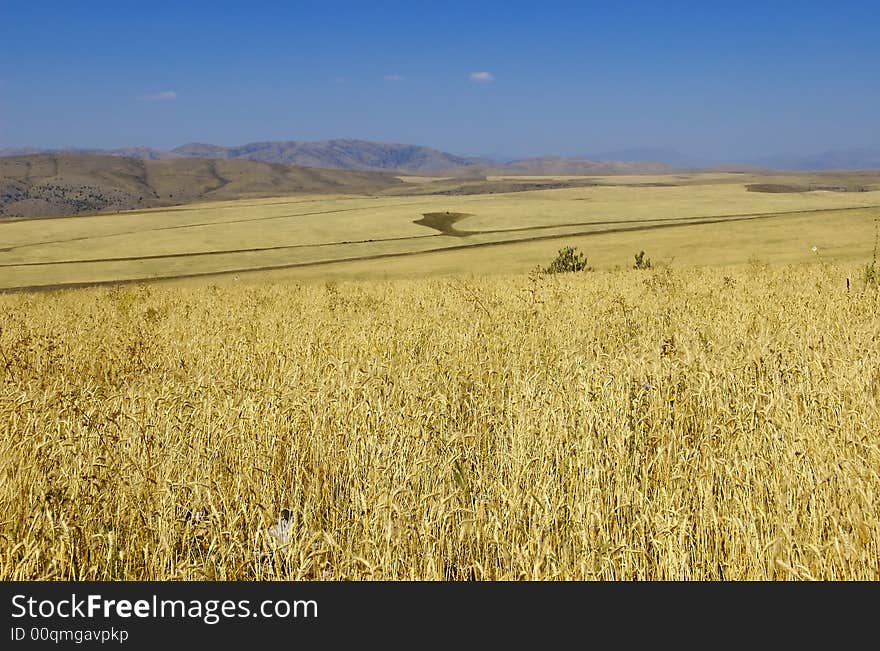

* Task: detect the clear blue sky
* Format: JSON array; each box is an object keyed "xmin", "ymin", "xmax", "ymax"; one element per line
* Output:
[{"xmin": 1, "ymin": 1, "xmax": 877, "ymax": 160}]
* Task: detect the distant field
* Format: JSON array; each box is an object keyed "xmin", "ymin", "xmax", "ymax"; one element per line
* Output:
[
  {"xmin": 1, "ymin": 172, "xmax": 879, "ymax": 290},
  {"xmin": 395, "ymin": 175, "xmax": 453, "ymax": 184}
]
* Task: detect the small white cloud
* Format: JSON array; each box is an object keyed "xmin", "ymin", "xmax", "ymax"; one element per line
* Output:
[
  {"xmin": 138, "ymin": 90, "xmax": 177, "ymax": 101},
  {"xmin": 469, "ymin": 71, "xmax": 495, "ymax": 84},
  {"xmin": 384, "ymin": 74, "xmax": 404, "ymax": 81}
]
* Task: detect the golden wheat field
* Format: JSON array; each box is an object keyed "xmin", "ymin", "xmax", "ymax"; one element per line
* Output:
[{"xmin": 1, "ymin": 261, "xmax": 878, "ymax": 580}]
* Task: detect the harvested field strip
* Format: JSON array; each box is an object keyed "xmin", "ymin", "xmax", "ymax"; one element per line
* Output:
[
  {"xmin": 0, "ymin": 206, "xmax": 857, "ymax": 292},
  {"xmin": 0, "ymin": 201, "xmax": 435, "ymax": 253},
  {"xmin": 0, "ymin": 194, "xmax": 389, "ymax": 224},
  {"xmin": 0, "ymin": 204, "xmax": 873, "ymax": 270}
]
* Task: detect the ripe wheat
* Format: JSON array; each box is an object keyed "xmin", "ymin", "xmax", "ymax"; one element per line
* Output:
[{"xmin": 0, "ymin": 263, "xmax": 878, "ymax": 579}]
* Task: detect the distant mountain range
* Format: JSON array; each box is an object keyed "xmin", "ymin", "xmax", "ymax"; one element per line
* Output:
[
  {"xmin": 587, "ymin": 147, "xmax": 706, "ymax": 168},
  {"xmin": 588, "ymin": 146, "xmax": 880, "ymax": 171},
  {"xmin": 468, "ymin": 157, "xmax": 673, "ymax": 176},
  {"xmin": 747, "ymin": 148, "xmax": 880, "ymax": 171},
  {"xmin": 1, "ymin": 139, "xmax": 878, "ymax": 174},
  {"xmin": 0, "ymin": 139, "xmax": 490, "ymax": 173},
  {"xmin": 172, "ymin": 140, "xmax": 491, "ymax": 171},
  {"xmin": 0, "ymin": 140, "xmax": 680, "ymax": 175}
]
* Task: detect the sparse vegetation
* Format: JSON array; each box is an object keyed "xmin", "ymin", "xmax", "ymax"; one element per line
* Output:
[
  {"xmin": 1, "ymin": 263, "xmax": 878, "ymax": 580},
  {"xmin": 542, "ymin": 246, "xmax": 590, "ymax": 274},
  {"xmin": 633, "ymin": 250, "xmax": 653, "ymax": 270}
]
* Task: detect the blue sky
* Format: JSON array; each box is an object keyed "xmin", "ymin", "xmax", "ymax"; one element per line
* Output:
[{"xmin": 1, "ymin": 1, "xmax": 877, "ymax": 160}]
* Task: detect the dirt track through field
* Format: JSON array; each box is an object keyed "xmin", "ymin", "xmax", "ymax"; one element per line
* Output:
[
  {"xmin": 0, "ymin": 232, "xmax": 443, "ymax": 267},
  {"xmin": 0, "ymin": 200, "xmax": 435, "ymax": 253}
]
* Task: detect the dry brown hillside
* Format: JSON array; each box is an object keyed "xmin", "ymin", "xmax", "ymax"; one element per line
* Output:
[{"xmin": 0, "ymin": 154, "xmax": 404, "ymax": 219}]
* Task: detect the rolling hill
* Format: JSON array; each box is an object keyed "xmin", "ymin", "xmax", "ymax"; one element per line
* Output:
[
  {"xmin": 0, "ymin": 146, "xmax": 175, "ymax": 160},
  {"xmin": 0, "ymin": 154, "xmax": 404, "ymax": 219}
]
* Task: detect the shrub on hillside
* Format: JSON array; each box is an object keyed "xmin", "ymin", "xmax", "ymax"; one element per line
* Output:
[
  {"xmin": 633, "ymin": 250, "xmax": 653, "ymax": 270},
  {"xmin": 543, "ymin": 246, "xmax": 591, "ymax": 274}
]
